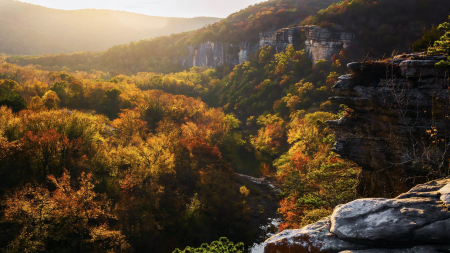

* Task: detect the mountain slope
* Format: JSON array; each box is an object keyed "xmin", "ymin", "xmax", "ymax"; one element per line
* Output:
[
  {"xmin": 7, "ymin": 0, "xmax": 449, "ymax": 75},
  {"xmin": 0, "ymin": 0, "xmax": 221, "ymax": 55},
  {"xmin": 5, "ymin": 0, "xmax": 341, "ymax": 74},
  {"xmin": 302, "ymin": 0, "xmax": 450, "ymax": 59}
]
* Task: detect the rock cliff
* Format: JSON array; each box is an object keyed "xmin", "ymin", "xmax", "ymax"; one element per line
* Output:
[
  {"xmin": 303, "ymin": 26, "xmax": 353, "ymax": 64},
  {"xmin": 329, "ymin": 54, "xmax": 450, "ymax": 198},
  {"xmin": 260, "ymin": 27, "xmax": 302, "ymax": 54},
  {"xmin": 180, "ymin": 26, "xmax": 354, "ymax": 68},
  {"xmin": 264, "ymin": 178, "xmax": 450, "ymax": 253},
  {"xmin": 260, "ymin": 26, "xmax": 353, "ymax": 64}
]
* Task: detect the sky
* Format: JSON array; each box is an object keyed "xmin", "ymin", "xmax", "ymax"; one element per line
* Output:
[{"xmin": 18, "ymin": 0, "xmax": 267, "ymax": 18}]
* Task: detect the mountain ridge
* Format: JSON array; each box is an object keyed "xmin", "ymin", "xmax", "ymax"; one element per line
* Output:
[{"xmin": 0, "ymin": 0, "xmax": 221, "ymax": 55}]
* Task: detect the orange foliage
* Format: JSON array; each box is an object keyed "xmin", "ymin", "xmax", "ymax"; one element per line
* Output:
[
  {"xmin": 3, "ymin": 171, "xmax": 130, "ymax": 252},
  {"xmin": 278, "ymin": 196, "xmax": 304, "ymax": 231}
]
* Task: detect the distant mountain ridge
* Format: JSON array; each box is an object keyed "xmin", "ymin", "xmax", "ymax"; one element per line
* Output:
[
  {"xmin": 0, "ymin": 0, "xmax": 221, "ymax": 55},
  {"xmin": 7, "ymin": 0, "xmax": 450, "ymax": 75}
]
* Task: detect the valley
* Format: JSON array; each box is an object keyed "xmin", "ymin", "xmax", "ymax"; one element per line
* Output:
[{"xmin": 0, "ymin": 0, "xmax": 450, "ymax": 252}]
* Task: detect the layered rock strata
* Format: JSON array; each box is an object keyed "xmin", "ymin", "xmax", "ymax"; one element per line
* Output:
[
  {"xmin": 179, "ymin": 41, "xmax": 246, "ymax": 68},
  {"xmin": 260, "ymin": 27, "xmax": 302, "ymax": 54},
  {"xmin": 264, "ymin": 179, "xmax": 450, "ymax": 253},
  {"xmin": 329, "ymin": 54, "xmax": 450, "ymax": 197},
  {"xmin": 180, "ymin": 26, "xmax": 354, "ymax": 68},
  {"xmin": 303, "ymin": 25, "xmax": 353, "ymax": 64},
  {"xmin": 260, "ymin": 26, "xmax": 354, "ymax": 64}
]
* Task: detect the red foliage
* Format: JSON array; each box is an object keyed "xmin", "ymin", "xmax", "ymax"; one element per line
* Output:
[{"xmin": 278, "ymin": 196, "xmax": 303, "ymax": 231}]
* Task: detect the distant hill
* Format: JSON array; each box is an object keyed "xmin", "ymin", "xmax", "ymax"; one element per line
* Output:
[
  {"xmin": 0, "ymin": 0, "xmax": 221, "ymax": 55},
  {"xmin": 8, "ymin": 0, "xmax": 449, "ymax": 75},
  {"xmin": 6, "ymin": 0, "xmax": 340, "ymax": 74}
]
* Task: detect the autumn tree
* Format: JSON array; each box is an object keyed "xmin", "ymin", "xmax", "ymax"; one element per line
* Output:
[
  {"xmin": 274, "ymin": 111, "xmax": 360, "ymax": 230},
  {"xmin": 42, "ymin": 90, "xmax": 60, "ymax": 109},
  {"xmin": 2, "ymin": 171, "xmax": 130, "ymax": 252},
  {"xmin": 428, "ymin": 16, "xmax": 450, "ymax": 68}
]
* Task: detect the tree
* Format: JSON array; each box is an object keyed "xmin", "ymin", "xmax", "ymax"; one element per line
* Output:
[
  {"xmin": 42, "ymin": 90, "xmax": 61, "ymax": 109},
  {"xmin": 2, "ymin": 171, "xmax": 130, "ymax": 252},
  {"xmin": 0, "ymin": 92, "xmax": 27, "ymax": 112},
  {"xmin": 173, "ymin": 237, "xmax": 244, "ymax": 253},
  {"xmin": 50, "ymin": 81, "xmax": 68, "ymax": 107},
  {"xmin": 0, "ymin": 79, "xmax": 20, "ymax": 93},
  {"xmin": 413, "ymin": 26, "xmax": 443, "ymax": 52},
  {"xmin": 103, "ymin": 88, "xmax": 122, "ymax": 119},
  {"xmin": 428, "ymin": 16, "xmax": 450, "ymax": 67}
]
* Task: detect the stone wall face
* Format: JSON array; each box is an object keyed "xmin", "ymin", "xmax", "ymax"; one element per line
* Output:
[
  {"xmin": 260, "ymin": 25, "xmax": 354, "ymax": 64},
  {"xmin": 179, "ymin": 25, "xmax": 354, "ymax": 68},
  {"xmin": 259, "ymin": 27, "xmax": 301, "ymax": 54},
  {"xmin": 303, "ymin": 25, "xmax": 353, "ymax": 64},
  {"xmin": 329, "ymin": 54, "xmax": 450, "ymax": 198}
]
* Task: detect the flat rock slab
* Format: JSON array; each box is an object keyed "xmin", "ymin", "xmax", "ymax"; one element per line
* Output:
[
  {"xmin": 399, "ymin": 60, "xmax": 443, "ymax": 78},
  {"xmin": 340, "ymin": 245, "xmax": 450, "ymax": 253},
  {"xmin": 263, "ymin": 218, "xmax": 367, "ymax": 253},
  {"xmin": 408, "ymin": 179, "xmax": 450, "ymax": 194},
  {"xmin": 331, "ymin": 197, "xmax": 450, "ymax": 244},
  {"xmin": 264, "ymin": 179, "xmax": 450, "ymax": 253},
  {"xmin": 439, "ymin": 183, "xmax": 450, "ymax": 206}
]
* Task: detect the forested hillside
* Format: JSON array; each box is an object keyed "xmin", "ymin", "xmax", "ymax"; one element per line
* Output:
[
  {"xmin": 6, "ymin": 0, "xmax": 341, "ymax": 74},
  {"xmin": 1, "ymin": 0, "xmax": 450, "ymax": 252},
  {"xmin": 0, "ymin": 0, "xmax": 220, "ymax": 55},
  {"xmin": 303, "ymin": 0, "xmax": 450, "ymax": 58},
  {"xmin": 6, "ymin": 0, "xmax": 450, "ymax": 75}
]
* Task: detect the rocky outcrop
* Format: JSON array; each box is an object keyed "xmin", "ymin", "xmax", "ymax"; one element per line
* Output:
[
  {"xmin": 260, "ymin": 26, "xmax": 354, "ymax": 64},
  {"xmin": 260, "ymin": 27, "xmax": 302, "ymax": 54},
  {"xmin": 264, "ymin": 178, "xmax": 450, "ymax": 253},
  {"xmin": 180, "ymin": 26, "xmax": 354, "ymax": 68},
  {"xmin": 303, "ymin": 26, "xmax": 353, "ymax": 64},
  {"xmin": 328, "ymin": 54, "xmax": 450, "ymax": 198},
  {"xmin": 179, "ymin": 41, "xmax": 240, "ymax": 68}
]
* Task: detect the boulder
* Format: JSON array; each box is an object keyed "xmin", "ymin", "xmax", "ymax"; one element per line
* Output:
[
  {"xmin": 264, "ymin": 179, "xmax": 450, "ymax": 253},
  {"xmin": 341, "ymin": 245, "xmax": 450, "ymax": 253},
  {"xmin": 263, "ymin": 218, "xmax": 367, "ymax": 253}
]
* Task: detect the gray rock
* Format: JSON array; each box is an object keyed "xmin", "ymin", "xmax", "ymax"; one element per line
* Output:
[
  {"xmin": 396, "ymin": 179, "xmax": 450, "ymax": 199},
  {"xmin": 439, "ymin": 183, "xmax": 450, "ymax": 206},
  {"xmin": 263, "ymin": 217, "xmax": 367, "ymax": 253},
  {"xmin": 341, "ymin": 245, "xmax": 450, "ymax": 253},
  {"xmin": 407, "ymin": 179, "xmax": 450, "ymax": 194},
  {"xmin": 399, "ymin": 60, "xmax": 444, "ymax": 78},
  {"xmin": 331, "ymin": 197, "xmax": 450, "ymax": 243},
  {"xmin": 329, "ymin": 55, "xmax": 450, "ymax": 198},
  {"xmin": 179, "ymin": 25, "xmax": 355, "ymax": 68},
  {"xmin": 264, "ymin": 179, "xmax": 450, "ymax": 253}
]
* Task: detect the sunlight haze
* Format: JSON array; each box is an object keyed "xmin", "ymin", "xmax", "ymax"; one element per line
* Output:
[{"xmin": 17, "ymin": 0, "xmax": 267, "ymax": 18}]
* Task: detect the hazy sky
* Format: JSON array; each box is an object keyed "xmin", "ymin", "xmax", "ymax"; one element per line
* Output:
[{"xmin": 18, "ymin": 0, "xmax": 267, "ymax": 18}]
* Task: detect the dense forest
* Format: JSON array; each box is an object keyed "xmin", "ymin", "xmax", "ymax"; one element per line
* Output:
[
  {"xmin": 5, "ymin": 0, "xmax": 341, "ymax": 74},
  {"xmin": 0, "ymin": 0, "xmax": 220, "ymax": 55},
  {"xmin": 6, "ymin": 0, "xmax": 450, "ymax": 75},
  {"xmin": 1, "ymin": 0, "xmax": 450, "ymax": 252},
  {"xmin": 303, "ymin": 0, "xmax": 450, "ymax": 59}
]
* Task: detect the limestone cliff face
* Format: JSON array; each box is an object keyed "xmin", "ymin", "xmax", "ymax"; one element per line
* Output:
[
  {"xmin": 329, "ymin": 54, "xmax": 450, "ymax": 198},
  {"xmin": 260, "ymin": 26, "xmax": 354, "ymax": 64},
  {"xmin": 303, "ymin": 25, "xmax": 353, "ymax": 64},
  {"xmin": 179, "ymin": 25, "xmax": 354, "ymax": 68},
  {"xmin": 179, "ymin": 41, "xmax": 258, "ymax": 68},
  {"xmin": 260, "ymin": 27, "xmax": 301, "ymax": 54}
]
